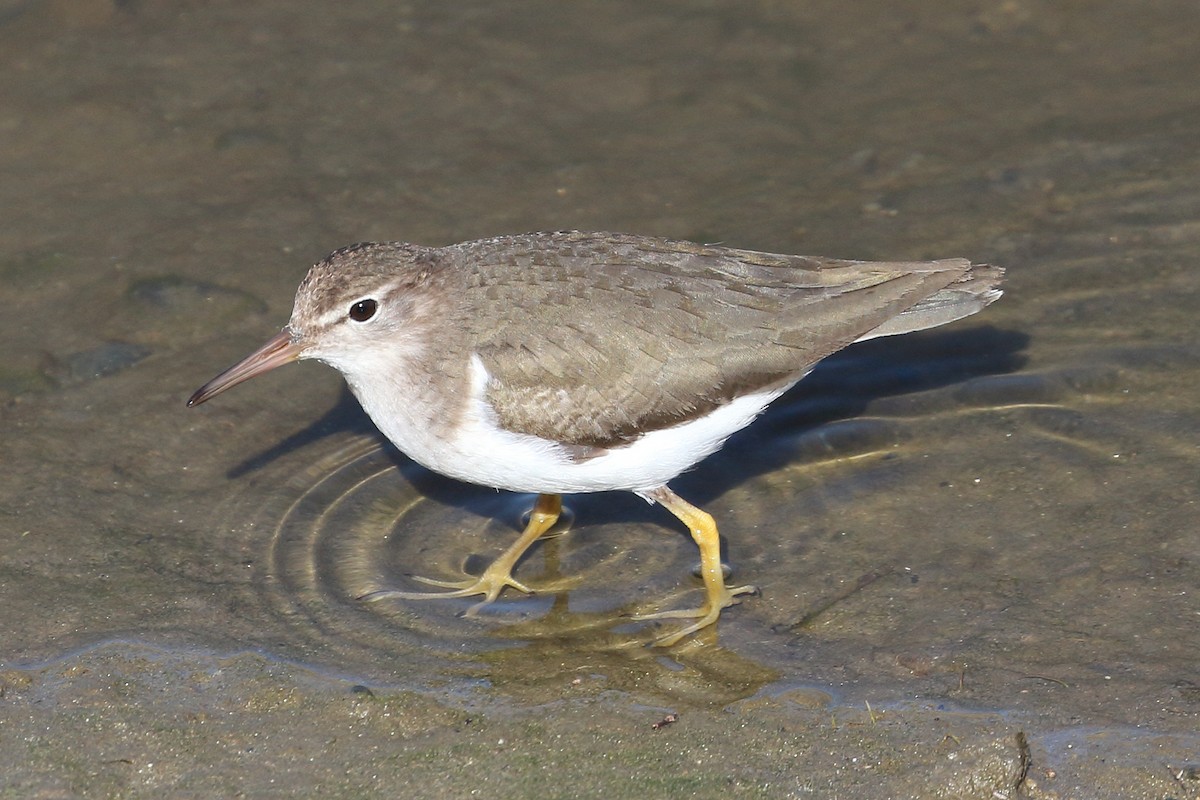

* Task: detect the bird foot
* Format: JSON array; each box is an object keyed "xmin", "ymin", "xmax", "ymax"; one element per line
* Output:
[
  {"xmin": 359, "ymin": 493, "xmax": 571, "ymax": 617},
  {"xmin": 635, "ymin": 583, "xmax": 759, "ymax": 646},
  {"xmin": 360, "ymin": 563, "xmax": 532, "ymax": 616},
  {"xmin": 360, "ymin": 567, "xmax": 580, "ymax": 617}
]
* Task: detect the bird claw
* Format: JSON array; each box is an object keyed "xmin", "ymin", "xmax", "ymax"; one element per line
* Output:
[
  {"xmin": 360, "ymin": 569, "xmax": 582, "ymax": 615},
  {"xmin": 634, "ymin": 583, "xmax": 759, "ymax": 646},
  {"xmin": 360, "ymin": 568, "xmax": 535, "ymax": 607},
  {"xmin": 409, "ymin": 572, "xmax": 538, "ymax": 596},
  {"xmin": 359, "ymin": 493, "xmax": 570, "ymax": 613}
]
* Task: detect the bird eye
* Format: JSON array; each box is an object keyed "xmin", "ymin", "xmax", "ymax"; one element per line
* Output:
[{"xmin": 349, "ymin": 299, "xmax": 378, "ymax": 322}]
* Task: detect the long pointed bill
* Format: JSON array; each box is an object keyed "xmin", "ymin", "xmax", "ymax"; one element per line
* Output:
[{"xmin": 187, "ymin": 329, "xmax": 303, "ymax": 407}]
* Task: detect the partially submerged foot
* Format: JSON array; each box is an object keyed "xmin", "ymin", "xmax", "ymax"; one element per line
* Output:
[
  {"xmin": 637, "ymin": 485, "xmax": 760, "ymax": 646},
  {"xmin": 635, "ymin": 582, "xmax": 759, "ymax": 646},
  {"xmin": 359, "ymin": 493, "xmax": 565, "ymax": 616}
]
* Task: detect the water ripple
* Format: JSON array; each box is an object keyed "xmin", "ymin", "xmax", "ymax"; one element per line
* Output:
[{"xmin": 206, "ymin": 432, "xmax": 785, "ymax": 700}]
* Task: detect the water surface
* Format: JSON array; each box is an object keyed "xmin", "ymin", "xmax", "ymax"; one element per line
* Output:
[{"xmin": 1, "ymin": 2, "xmax": 1197, "ymax": 797}]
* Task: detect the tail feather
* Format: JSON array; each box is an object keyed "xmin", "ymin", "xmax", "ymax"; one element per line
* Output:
[{"xmin": 856, "ymin": 264, "xmax": 1004, "ymax": 342}]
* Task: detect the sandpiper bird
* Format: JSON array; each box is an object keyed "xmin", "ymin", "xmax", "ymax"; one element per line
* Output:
[{"xmin": 189, "ymin": 231, "xmax": 1003, "ymax": 645}]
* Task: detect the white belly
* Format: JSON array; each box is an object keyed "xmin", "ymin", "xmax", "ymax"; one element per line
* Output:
[{"xmin": 358, "ymin": 354, "xmax": 795, "ymax": 494}]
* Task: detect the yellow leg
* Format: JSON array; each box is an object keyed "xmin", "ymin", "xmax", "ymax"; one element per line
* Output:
[
  {"xmin": 361, "ymin": 493, "xmax": 564, "ymax": 615},
  {"xmin": 634, "ymin": 485, "xmax": 758, "ymax": 646}
]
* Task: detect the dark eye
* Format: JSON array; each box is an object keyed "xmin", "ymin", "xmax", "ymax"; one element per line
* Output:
[{"xmin": 349, "ymin": 299, "xmax": 377, "ymax": 322}]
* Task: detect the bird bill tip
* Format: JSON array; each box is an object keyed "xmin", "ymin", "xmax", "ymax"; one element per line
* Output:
[{"xmin": 186, "ymin": 329, "xmax": 301, "ymax": 407}]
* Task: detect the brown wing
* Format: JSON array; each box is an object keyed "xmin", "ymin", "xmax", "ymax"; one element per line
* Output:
[{"xmin": 449, "ymin": 232, "xmax": 996, "ymax": 448}]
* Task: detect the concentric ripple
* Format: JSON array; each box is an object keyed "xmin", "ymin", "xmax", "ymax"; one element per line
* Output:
[{"xmin": 217, "ymin": 433, "xmax": 727, "ymax": 679}]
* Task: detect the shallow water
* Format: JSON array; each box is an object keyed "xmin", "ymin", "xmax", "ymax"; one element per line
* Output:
[{"xmin": 2, "ymin": 1, "xmax": 1198, "ymax": 797}]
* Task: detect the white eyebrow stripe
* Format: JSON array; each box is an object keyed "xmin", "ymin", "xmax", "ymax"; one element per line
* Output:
[{"xmin": 312, "ymin": 278, "xmax": 412, "ymax": 328}]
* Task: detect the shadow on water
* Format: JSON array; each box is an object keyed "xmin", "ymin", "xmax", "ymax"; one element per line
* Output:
[
  {"xmin": 682, "ymin": 325, "xmax": 1027, "ymax": 505},
  {"xmin": 226, "ymin": 389, "xmax": 379, "ymax": 479}
]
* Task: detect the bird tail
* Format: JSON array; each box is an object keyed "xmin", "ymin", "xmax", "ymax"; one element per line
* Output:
[{"xmin": 855, "ymin": 262, "xmax": 1004, "ymax": 341}]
